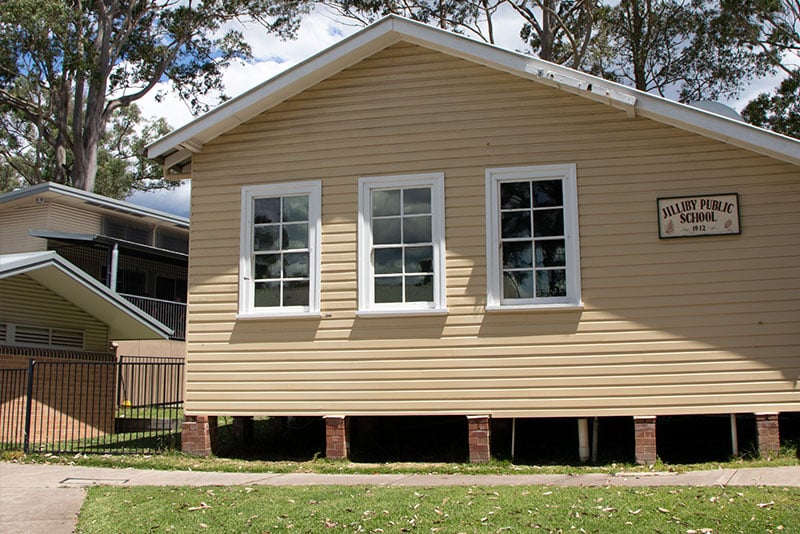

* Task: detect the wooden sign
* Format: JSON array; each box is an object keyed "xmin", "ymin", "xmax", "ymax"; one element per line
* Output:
[{"xmin": 658, "ymin": 193, "xmax": 740, "ymax": 238}]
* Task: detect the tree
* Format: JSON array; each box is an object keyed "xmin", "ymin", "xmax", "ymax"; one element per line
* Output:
[
  {"xmin": 510, "ymin": 0, "xmax": 600, "ymax": 69},
  {"xmin": 95, "ymin": 105, "xmax": 177, "ymax": 199},
  {"xmin": 742, "ymin": 69, "xmax": 800, "ymax": 138},
  {"xmin": 590, "ymin": 0, "xmax": 774, "ymax": 102},
  {"xmin": 0, "ymin": 0, "xmax": 312, "ymax": 194},
  {"xmin": 711, "ymin": 1, "xmax": 799, "ymax": 137},
  {"xmin": 0, "ymin": 101, "xmax": 179, "ymax": 198},
  {"xmin": 322, "ymin": 0, "xmax": 503, "ymax": 42}
]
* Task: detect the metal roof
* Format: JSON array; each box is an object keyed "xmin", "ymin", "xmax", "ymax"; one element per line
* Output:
[
  {"xmin": 0, "ymin": 252, "xmax": 173, "ymax": 340},
  {"xmin": 0, "ymin": 182, "xmax": 189, "ymax": 228}
]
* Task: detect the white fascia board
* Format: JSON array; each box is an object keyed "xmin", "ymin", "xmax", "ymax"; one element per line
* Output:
[
  {"xmin": 394, "ymin": 20, "xmax": 638, "ymax": 113},
  {"xmin": 394, "ymin": 17, "xmax": 800, "ymax": 166},
  {"xmin": 147, "ymin": 15, "xmax": 800, "ymax": 169},
  {"xmin": 633, "ymin": 95, "xmax": 800, "ymax": 167},
  {"xmin": 147, "ymin": 20, "xmax": 404, "ymax": 161}
]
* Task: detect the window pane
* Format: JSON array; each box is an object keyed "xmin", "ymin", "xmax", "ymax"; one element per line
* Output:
[
  {"xmin": 283, "ymin": 195, "xmax": 308, "ymax": 222},
  {"xmin": 254, "ymin": 281, "xmax": 280, "ymax": 307},
  {"xmin": 405, "ymin": 275, "xmax": 433, "ymax": 302},
  {"xmin": 501, "ymin": 211, "xmax": 531, "ymax": 238},
  {"xmin": 403, "ymin": 215, "xmax": 432, "ymax": 243},
  {"xmin": 404, "ymin": 188, "xmax": 431, "ymax": 214},
  {"xmin": 283, "ymin": 252, "xmax": 309, "ymax": 278},
  {"xmin": 372, "ymin": 189, "xmax": 401, "ymax": 217},
  {"xmin": 533, "ymin": 208, "xmax": 564, "ymax": 237},
  {"xmin": 254, "ymin": 225, "xmax": 280, "ymax": 251},
  {"xmin": 502, "ymin": 241, "xmax": 533, "ymax": 269},
  {"xmin": 533, "ymin": 180, "xmax": 563, "ymax": 207},
  {"xmin": 374, "ymin": 248, "xmax": 402, "ymax": 274},
  {"xmin": 282, "ymin": 223, "xmax": 308, "ymax": 250},
  {"xmin": 503, "ymin": 271, "xmax": 533, "ymax": 299},
  {"xmin": 405, "ymin": 246, "xmax": 433, "ymax": 273},
  {"xmin": 536, "ymin": 269, "xmax": 567, "ymax": 297},
  {"xmin": 254, "ymin": 198, "xmax": 280, "ymax": 224},
  {"xmin": 375, "ymin": 276, "xmax": 403, "ymax": 303},
  {"xmin": 373, "ymin": 218, "xmax": 401, "ymax": 244},
  {"xmin": 283, "ymin": 280, "xmax": 309, "ymax": 306},
  {"xmin": 500, "ymin": 181, "xmax": 530, "ymax": 209},
  {"xmin": 254, "ymin": 254, "xmax": 281, "ymax": 279},
  {"xmin": 535, "ymin": 239, "xmax": 566, "ymax": 267}
]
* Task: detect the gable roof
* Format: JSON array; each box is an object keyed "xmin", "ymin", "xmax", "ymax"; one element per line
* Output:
[
  {"xmin": 0, "ymin": 182, "xmax": 188, "ymax": 229},
  {"xmin": 0, "ymin": 252, "xmax": 173, "ymax": 340},
  {"xmin": 147, "ymin": 15, "xmax": 800, "ymax": 171}
]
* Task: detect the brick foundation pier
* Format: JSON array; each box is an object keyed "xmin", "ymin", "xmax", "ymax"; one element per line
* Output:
[
  {"xmin": 182, "ymin": 415, "xmax": 218, "ymax": 456},
  {"xmin": 634, "ymin": 416, "xmax": 657, "ymax": 465}
]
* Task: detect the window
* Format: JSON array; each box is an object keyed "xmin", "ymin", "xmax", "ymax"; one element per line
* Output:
[
  {"xmin": 156, "ymin": 228, "xmax": 189, "ymax": 254},
  {"xmin": 239, "ymin": 181, "xmax": 321, "ymax": 317},
  {"xmin": 104, "ymin": 216, "xmax": 153, "ymax": 246},
  {"xmin": 485, "ymin": 164, "xmax": 581, "ymax": 309},
  {"xmin": 358, "ymin": 173, "xmax": 446, "ymax": 314}
]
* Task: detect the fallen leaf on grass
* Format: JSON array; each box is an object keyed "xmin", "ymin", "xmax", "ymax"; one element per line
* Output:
[
  {"xmin": 629, "ymin": 509, "xmax": 641, "ymax": 515},
  {"xmin": 757, "ymin": 502, "xmax": 775, "ymax": 508},
  {"xmin": 658, "ymin": 507, "xmax": 671, "ymax": 514},
  {"xmin": 187, "ymin": 502, "xmax": 211, "ymax": 511}
]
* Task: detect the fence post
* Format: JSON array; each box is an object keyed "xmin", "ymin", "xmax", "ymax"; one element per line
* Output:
[{"xmin": 23, "ymin": 359, "xmax": 35, "ymax": 453}]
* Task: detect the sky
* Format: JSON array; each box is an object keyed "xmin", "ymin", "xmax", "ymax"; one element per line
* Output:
[{"xmin": 125, "ymin": 5, "xmax": 786, "ymax": 218}]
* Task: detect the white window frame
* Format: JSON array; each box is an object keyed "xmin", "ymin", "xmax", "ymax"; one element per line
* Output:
[
  {"xmin": 238, "ymin": 180, "xmax": 322, "ymax": 318},
  {"xmin": 485, "ymin": 164, "xmax": 582, "ymax": 311},
  {"xmin": 357, "ymin": 173, "xmax": 447, "ymax": 316}
]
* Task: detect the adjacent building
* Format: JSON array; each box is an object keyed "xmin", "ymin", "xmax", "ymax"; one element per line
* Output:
[{"xmin": 0, "ymin": 182, "xmax": 189, "ymax": 354}]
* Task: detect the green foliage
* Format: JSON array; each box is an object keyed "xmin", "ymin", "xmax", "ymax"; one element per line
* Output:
[
  {"xmin": 0, "ymin": 0, "xmax": 313, "ymax": 193},
  {"xmin": 77, "ymin": 484, "xmax": 800, "ymax": 533},
  {"xmin": 514, "ymin": 0, "xmax": 600, "ymax": 68},
  {"xmin": 589, "ymin": 0, "xmax": 773, "ymax": 101},
  {"xmin": 742, "ymin": 70, "xmax": 800, "ymax": 139},
  {"xmin": 94, "ymin": 106, "xmax": 178, "ymax": 200}
]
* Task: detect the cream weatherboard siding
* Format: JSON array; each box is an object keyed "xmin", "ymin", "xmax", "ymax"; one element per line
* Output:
[
  {"xmin": 0, "ymin": 275, "xmax": 110, "ymax": 352},
  {"xmin": 185, "ymin": 43, "xmax": 800, "ymax": 418},
  {"xmin": 0, "ymin": 201, "xmax": 103, "ymax": 255},
  {"xmin": 0, "ymin": 205, "xmax": 48, "ymax": 254}
]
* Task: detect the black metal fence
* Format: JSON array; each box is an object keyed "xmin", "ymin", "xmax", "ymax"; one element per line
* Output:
[
  {"xmin": 0, "ymin": 357, "xmax": 184, "ymax": 454},
  {"xmin": 120, "ymin": 294, "xmax": 186, "ymax": 340}
]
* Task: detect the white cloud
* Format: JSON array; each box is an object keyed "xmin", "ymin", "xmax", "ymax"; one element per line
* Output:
[
  {"xmin": 135, "ymin": 8, "xmax": 361, "ymax": 130},
  {"xmin": 127, "ymin": 180, "xmax": 191, "ymax": 218}
]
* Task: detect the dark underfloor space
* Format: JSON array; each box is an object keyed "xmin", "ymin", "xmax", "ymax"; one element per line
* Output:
[
  {"xmin": 657, "ymin": 414, "xmax": 758, "ymax": 464},
  {"xmin": 491, "ymin": 417, "xmax": 635, "ymax": 465},
  {"xmin": 348, "ymin": 416, "xmax": 469, "ymax": 463},
  {"xmin": 211, "ymin": 412, "xmax": 799, "ymax": 464},
  {"xmin": 780, "ymin": 412, "xmax": 800, "ymax": 457},
  {"xmin": 216, "ymin": 416, "xmax": 326, "ymax": 460}
]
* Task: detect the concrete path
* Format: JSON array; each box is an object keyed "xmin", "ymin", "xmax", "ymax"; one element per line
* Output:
[{"xmin": 2, "ymin": 462, "xmax": 798, "ymax": 534}]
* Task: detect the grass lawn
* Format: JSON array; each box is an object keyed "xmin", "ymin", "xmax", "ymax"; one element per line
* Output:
[{"xmin": 77, "ymin": 484, "xmax": 799, "ymax": 533}]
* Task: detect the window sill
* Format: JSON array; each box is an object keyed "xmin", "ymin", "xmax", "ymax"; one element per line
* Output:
[
  {"xmin": 356, "ymin": 308, "xmax": 449, "ymax": 318},
  {"xmin": 485, "ymin": 303, "xmax": 584, "ymax": 313},
  {"xmin": 236, "ymin": 311, "xmax": 322, "ymax": 320}
]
